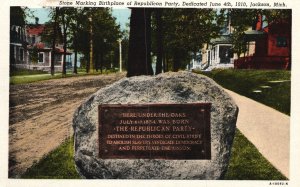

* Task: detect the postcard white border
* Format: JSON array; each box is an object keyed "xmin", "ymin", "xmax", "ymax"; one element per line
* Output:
[{"xmin": 1, "ymin": 0, "xmax": 300, "ymax": 187}]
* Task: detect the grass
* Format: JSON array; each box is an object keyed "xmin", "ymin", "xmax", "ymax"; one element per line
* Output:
[
  {"xmin": 10, "ymin": 68, "xmax": 120, "ymax": 85},
  {"xmin": 224, "ymin": 129, "xmax": 287, "ymax": 180},
  {"xmin": 10, "ymin": 73, "xmax": 67, "ymax": 85},
  {"xmin": 21, "ymin": 136, "xmax": 81, "ymax": 179},
  {"xmin": 194, "ymin": 69, "xmax": 291, "ymax": 115},
  {"xmin": 10, "ymin": 67, "xmax": 47, "ymax": 76},
  {"xmin": 20, "ymin": 130, "xmax": 287, "ymax": 180}
]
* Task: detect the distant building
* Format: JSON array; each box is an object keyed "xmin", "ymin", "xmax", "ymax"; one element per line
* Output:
[
  {"xmin": 10, "ymin": 18, "xmax": 73, "ymax": 72},
  {"xmin": 200, "ymin": 12, "xmax": 234, "ymax": 71},
  {"xmin": 199, "ymin": 13, "xmax": 291, "ymax": 71},
  {"xmin": 202, "ymin": 35, "xmax": 234, "ymax": 70},
  {"xmin": 10, "ymin": 24, "xmax": 27, "ymax": 66},
  {"xmin": 234, "ymin": 15, "xmax": 291, "ymax": 70}
]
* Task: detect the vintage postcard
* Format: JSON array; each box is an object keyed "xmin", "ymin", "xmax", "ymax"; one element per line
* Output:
[{"xmin": 1, "ymin": 0, "xmax": 300, "ymax": 186}]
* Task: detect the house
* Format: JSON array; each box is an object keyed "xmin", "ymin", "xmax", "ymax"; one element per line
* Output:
[
  {"xmin": 200, "ymin": 13, "xmax": 235, "ymax": 71},
  {"xmin": 10, "ymin": 24, "xmax": 27, "ymax": 67},
  {"xmin": 187, "ymin": 52, "xmax": 202, "ymax": 70},
  {"xmin": 199, "ymin": 13, "xmax": 291, "ymax": 71},
  {"xmin": 10, "ymin": 18, "xmax": 73, "ymax": 72},
  {"xmin": 234, "ymin": 15, "xmax": 291, "ymax": 70},
  {"xmin": 201, "ymin": 35, "xmax": 234, "ymax": 70}
]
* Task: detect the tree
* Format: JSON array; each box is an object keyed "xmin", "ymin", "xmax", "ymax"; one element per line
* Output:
[
  {"xmin": 67, "ymin": 7, "xmax": 86, "ymax": 74},
  {"xmin": 47, "ymin": 7, "xmax": 81, "ymax": 76},
  {"xmin": 154, "ymin": 9, "xmax": 163, "ymax": 75},
  {"xmin": 28, "ymin": 45, "xmax": 39, "ymax": 64},
  {"xmin": 229, "ymin": 9, "xmax": 291, "ymax": 56},
  {"xmin": 10, "ymin": 7, "xmax": 27, "ymax": 27},
  {"xmin": 74, "ymin": 8, "xmax": 91, "ymax": 72},
  {"xmin": 160, "ymin": 9, "xmax": 224, "ymax": 71},
  {"xmin": 50, "ymin": 7, "xmax": 60, "ymax": 76},
  {"xmin": 127, "ymin": 8, "xmax": 153, "ymax": 77},
  {"xmin": 89, "ymin": 8, "xmax": 122, "ymax": 73},
  {"xmin": 228, "ymin": 9, "xmax": 258, "ymax": 56},
  {"xmin": 119, "ymin": 25, "xmax": 129, "ymax": 71},
  {"xmin": 68, "ymin": 8, "xmax": 122, "ymax": 74},
  {"xmin": 42, "ymin": 7, "xmax": 63, "ymax": 76},
  {"xmin": 126, "ymin": 8, "xmax": 224, "ymax": 75},
  {"xmin": 59, "ymin": 7, "xmax": 73, "ymax": 76}
]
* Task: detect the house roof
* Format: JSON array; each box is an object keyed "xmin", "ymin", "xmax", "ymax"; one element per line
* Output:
[
  {"xmin": 244, "ymin": 30, "xmax": 264, "ymax": 35},
  {"xmin": 55, "ymin": 47, "xmax": 72, "ymax": 55},
  {"xmin": 210, "ymin": 35, "xmax": 232, "ymax": 45},
  {"xmin": 26, "ymin": 24, "xmax": 45, "ymax": 35},
  {"xmin": 243, "ymin": 30, "xmax": 266, "ymax": 41},
  {"xmin": 27, "ymin": 43, "xmax": 72, "ymax": 54}
]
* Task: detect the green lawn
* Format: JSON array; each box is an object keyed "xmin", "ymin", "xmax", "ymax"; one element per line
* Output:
[
  {"xmin": 10, "ymin": 67, "xmax": 47, "ymax": 76},
  {"xmin": 10, "ymin": 73, "xmax": 68, "ymax": 85},
  {"xmin": 224, "ymin": 130, "xmax": 287, "ymax": 180},
  {"xmin": 194, "ymin": 69, "xmax": 291, "ymax": 115},
  {"xmin": 21, "ymin": 129, "xmax": 287, "ymax": 179},
  {"xmin": 21, "ymin": 137, "xmax": 81, "ymax": 179},
  {"xmin": 10, "ymin": 68, "xmax": 120, "ymax": 85}
]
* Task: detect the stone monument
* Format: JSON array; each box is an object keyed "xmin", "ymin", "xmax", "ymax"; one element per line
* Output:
[{"xmin": 72, "ymin": 71, "xmax": 238, "ymax": 179}]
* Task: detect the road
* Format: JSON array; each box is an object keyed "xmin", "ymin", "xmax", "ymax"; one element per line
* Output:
[{"xmin": 9, "ymin": 73, "xmax": 125, "ymax": 178}]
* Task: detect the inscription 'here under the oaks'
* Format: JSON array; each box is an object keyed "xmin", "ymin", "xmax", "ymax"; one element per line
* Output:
[{"xmin": 98, "ymin": 103, "xmax": 211, "ymax": 160}]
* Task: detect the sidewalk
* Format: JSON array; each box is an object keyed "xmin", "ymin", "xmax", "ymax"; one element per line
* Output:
[{"xmin": 225, "ymin": 89, "xmax": 290, "ymax": 178}]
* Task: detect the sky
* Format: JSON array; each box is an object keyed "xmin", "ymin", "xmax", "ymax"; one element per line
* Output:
[{"xmin": 26, "ymin": 8, "xmax": 131, "ymax": 31}]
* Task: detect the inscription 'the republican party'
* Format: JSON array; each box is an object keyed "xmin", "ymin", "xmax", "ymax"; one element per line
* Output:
[{"xmin": 98, "ymin": 103, "xmax": 211, "ymax": 159}]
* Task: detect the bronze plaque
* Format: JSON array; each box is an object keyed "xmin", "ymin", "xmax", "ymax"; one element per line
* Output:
[{"xmin": 98, "ymin": 103, "xmax": 211, "ymax": 160}]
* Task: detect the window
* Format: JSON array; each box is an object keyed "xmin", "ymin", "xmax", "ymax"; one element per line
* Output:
[
  {"xmin": 38, "ymin": 53, "xmax": 44, "ymax": 63},
  {"xmin": 276, "ymin": 36, "xmax": 287, "ymax": 47},
  {"xmin": 32, "ymin": 35, "xmax": 36, "ymax": 44}
]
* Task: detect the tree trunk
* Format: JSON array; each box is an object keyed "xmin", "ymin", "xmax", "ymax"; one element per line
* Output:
[
  {"xmin": 86, "ymin": 52, "xmax": 90, "ymax": 73},
  {"xmin": 127, "ymin": 8, "xmax": 153, "ymax": 77},
  {"xmin": 163, "ymin": 53, "xmax": 166, "ymax": 72},
  {"xmin": 95, "ymin": 53, "xmax": 99, "ymax": 72},
  {"xmin": 173, "ymin": 49, "xmax": 181, "ymax": 72},
  {"xmin": 155, "ymin": 9, "xmax": 163, "ymax": 75},
  {"xmin": 73, "ymin": 21, "xmax": 78, "ymax": 74},
  {"xmin": 100, "ymin": 50, "xmax": 103, "ymax": 74},
  {"xmin": 74, "ymin": 46, "xmax": 78, "ymax": 74},
  {"xmin": 50, "ymin": 7, "xmax": 59, "ymax": 76},
  {"xmin": 62, "ymin": 11, "xmax": 67, "ymax": 76}
]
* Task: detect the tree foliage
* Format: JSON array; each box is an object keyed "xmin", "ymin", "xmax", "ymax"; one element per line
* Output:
[
  {"xmin": 155, "ymin": 8, "xmax": 225, "ymax": 72},
  {"xmin": 229, "ymin": 9, "xmax": 292, "ymax": 56},
  {"xmin": 127, "ymin": 8, "xmax": 225, "ymax": 76},
  {"xmin": 43, "ymin": 7, "xmax": 122, "ymax": 75},
  {"xmin": 89, "ymin": 8, "xmax": 122, "ymax": 73},
  {"xmin": 10, "ymin": 6, "xmax": 28, "ymax": 27}
]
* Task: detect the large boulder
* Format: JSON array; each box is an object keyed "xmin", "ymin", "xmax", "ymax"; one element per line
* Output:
[{"xmin": 72, "ymin": 71, "xmax": 238, "ymax": 179}]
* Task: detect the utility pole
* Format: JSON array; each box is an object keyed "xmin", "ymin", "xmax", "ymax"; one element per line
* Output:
[{"xmin": 118, "ymin": 38, "xmax": 122, "ymax": 72}]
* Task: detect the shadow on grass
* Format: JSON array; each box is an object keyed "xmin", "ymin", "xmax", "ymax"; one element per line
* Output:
[
  {"xmin": 21, "ymin": 136, "xmax": 81, "ymax": 179},
  {"xmin": 194, "ymin": 69, "xmax": 291, "ymax": 115},
  {"xmin": 224, "ymin": 130, "xmax": 287, "ymax": 180}
]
